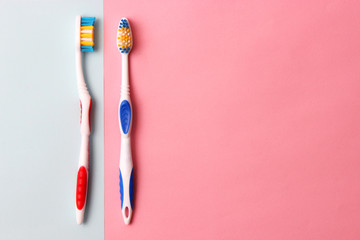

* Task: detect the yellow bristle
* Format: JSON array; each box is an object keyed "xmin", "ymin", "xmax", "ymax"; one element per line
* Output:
[
  {"xmin": 80, "ymin": 41, "xmax": 94, "ymax": 46},
  {"xmin": 80, "ymin": 33, "xmax": 93, "ymax": 38},
  {"xmin": 80, "ymin": 26, "xmax": 94, "ymax": 30}
]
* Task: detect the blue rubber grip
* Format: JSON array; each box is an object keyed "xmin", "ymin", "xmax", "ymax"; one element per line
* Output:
[
  {"xmin": 119, "ymin": 169, "xmax": 134, "ymax": 209},
  {"xmin": 119, "ymin": 100, "xmax": 131, "ymax": 134},
  {"xmin": 119, "ymin": 170, "xmax": 124, "ymax": 209},
  {"xmin": 129, "ymin": 169, "xmax": 134, "ymax": 209}
]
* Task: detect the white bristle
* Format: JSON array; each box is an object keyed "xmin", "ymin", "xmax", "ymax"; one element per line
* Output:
[
  {"xmin": 81, "ymin": 38, "xmax": 93, "ymax": 42},
  {"xmin": 81, "ymin": 29, "xmax": 93, "ymax": 34}
]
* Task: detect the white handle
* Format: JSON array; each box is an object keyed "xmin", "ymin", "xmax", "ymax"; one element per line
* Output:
[
  {"xmin": 75, "ymin": 80, "xmax": 92, "ymax": 225},
  {"xmin": 119, "ymin": 53, "xmax": 134, "ymax": 224},
  {"xmin": 119, "ymin": 137, "xmax": 134, "ymax": 224},
  {"xmin": 75, "ymin": 17, "xmax": 92, "ymax": 223},
  {"xmin": 75, "ymin": 134, "xmax": 90, "ymax": 224}
]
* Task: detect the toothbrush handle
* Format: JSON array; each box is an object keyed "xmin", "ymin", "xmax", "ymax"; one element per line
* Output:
[
  {"xmin": 119, "ymin": 97, "xmax": 134, "ymax": 224},
  {"xmin": 76, "ymin": 97, "xmax": 92, "ymax": 224},
  {"xmin": 76, "ymin": 160, "xmax": 88, "ymax": 224},
  {"xmin": 119, "ymin": 137, "xmax": 134, "ymax": 225}
]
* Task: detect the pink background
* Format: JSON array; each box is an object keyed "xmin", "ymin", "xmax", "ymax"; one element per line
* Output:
[{"xmin": 104, "ymin": 0, "xmax": 360, "ymax": 239}]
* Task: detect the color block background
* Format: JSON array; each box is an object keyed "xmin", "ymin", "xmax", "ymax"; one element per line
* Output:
[
  {"xmin": 0, "ymin": 0, "xmax": 103, "ymax": 239},
  {"xmin": 104, "ymin": 0, "xmax": 360, "ymax": 239}
]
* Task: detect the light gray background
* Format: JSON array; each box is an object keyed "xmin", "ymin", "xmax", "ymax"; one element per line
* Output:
[{"xmin": 0, "ymin": 0, "xmax": 104, "ymax": 239}]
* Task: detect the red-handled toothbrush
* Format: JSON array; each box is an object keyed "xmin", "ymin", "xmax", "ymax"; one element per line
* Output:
[{"xmin": 75, "ymin": 15, "xmax": 95, "ymax": 225}]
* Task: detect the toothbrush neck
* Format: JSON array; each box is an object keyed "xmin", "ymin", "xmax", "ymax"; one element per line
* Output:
[
  {"xmin": 121, "ymin": 54, "xmax": 130, "ymax": 97},
  {"xmin": 76, "ymin": 50, "xmax": 89, "ymax": 95},
  {"xmin": 76, "ymin": 50, "xmax": 83, "ymax": 84}
]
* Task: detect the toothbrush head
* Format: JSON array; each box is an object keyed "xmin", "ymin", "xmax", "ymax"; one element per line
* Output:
[
  {"xmin": 79, "ymin": 16, "xmax": 95, "ymax": 52},
  {"xmin": 117, "ymin": 18, "xmax": 132, "ymax": 54}
]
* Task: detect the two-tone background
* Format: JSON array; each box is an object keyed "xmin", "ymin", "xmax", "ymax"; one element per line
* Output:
[{"xmin": 1, "ymin": 0, "xmax": 360, "ymax": 239}]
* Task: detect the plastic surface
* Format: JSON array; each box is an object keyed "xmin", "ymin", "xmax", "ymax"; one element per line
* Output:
[
  {"xmin": 119, "ymin": 169, "xmax": 134, "ymax": 210},
  {"xmin": 118, "ymin": 115, "xmax": 134, "ymax": 225},
  {"xmin": 118, "ymin": 145, "xmax": 133, "ymax": 225}
]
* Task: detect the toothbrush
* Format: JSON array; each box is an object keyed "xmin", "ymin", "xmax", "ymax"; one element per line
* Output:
[
  {"xmin": 75, "ymin": 15, "xmax": 95, "ymax": 225},
  {"xmin": 117, "ymin": 18, "xmax": 134, "ymax": 225}
]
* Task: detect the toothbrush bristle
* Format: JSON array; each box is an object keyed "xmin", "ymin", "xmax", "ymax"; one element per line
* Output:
[
  {"xmin": 117, "ymin": 18, "xmax": 132, "ymax": 54},
  {"xmin": 80, "ymin": 17, "xmax": 95, "ymax": 52}
]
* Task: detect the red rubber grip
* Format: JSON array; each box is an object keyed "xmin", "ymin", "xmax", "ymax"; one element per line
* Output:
[
  {"xmin": 79, "ymin": 99, "xmax": 92, "ymax": 131},
  {"xmin": 88, "ymin": 98, "xmax": 92, "ymax": 131},
  {"xmin": 76, "ymin": 166, "xmax": 88, "ymax": 210}
]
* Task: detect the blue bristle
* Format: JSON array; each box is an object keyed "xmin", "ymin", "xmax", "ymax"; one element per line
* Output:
[
  {"xmin": 81, "ymin": 17, "xmax": 95, "ymax": 26},
  {"xmin": 82, "ymin": 17, "xmax": 95, "ymax": 21},
  {"xmin": 121, "ymin": 19, "xmax": 128, "ymax": 27},
  {"xmin": 81, "ymin": 46, "xmax": 94, "ymax": 52}
]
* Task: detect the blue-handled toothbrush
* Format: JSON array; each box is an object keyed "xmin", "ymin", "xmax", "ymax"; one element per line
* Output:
[{"xmin": 117, "ymin": 17, "xmax": 134, "ymax": 225}]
